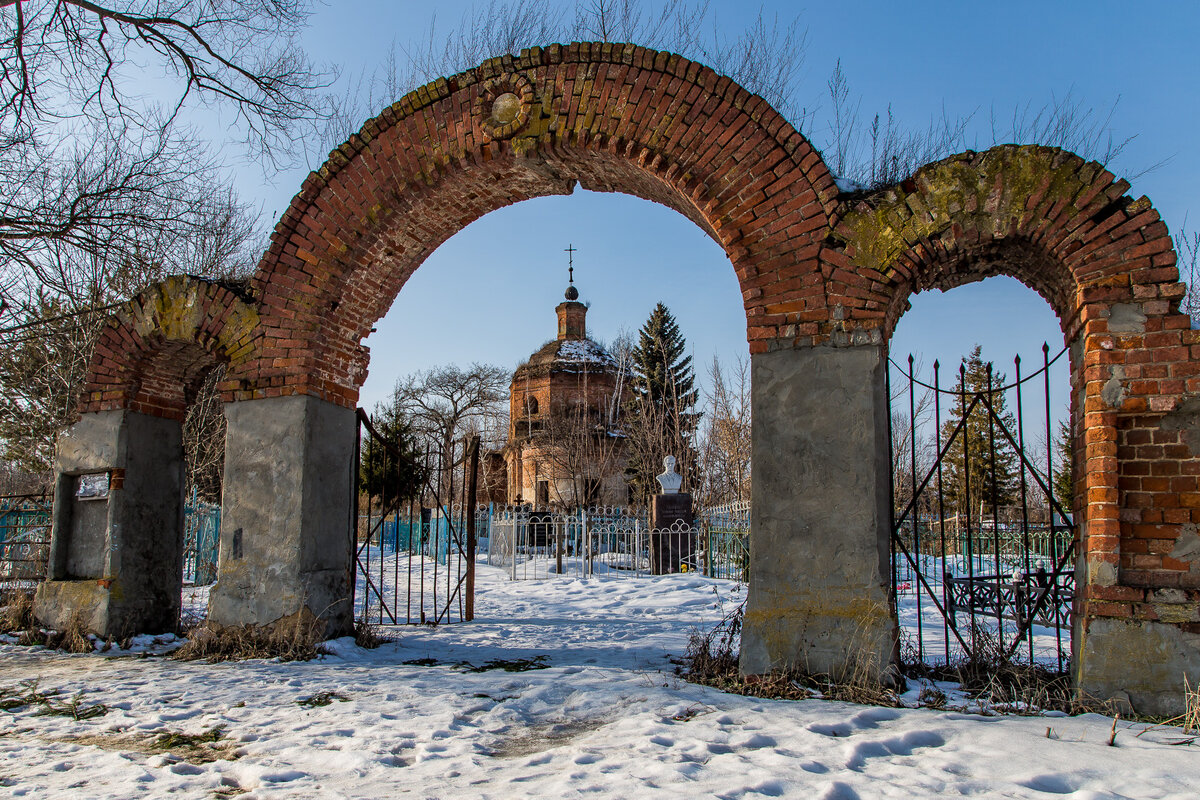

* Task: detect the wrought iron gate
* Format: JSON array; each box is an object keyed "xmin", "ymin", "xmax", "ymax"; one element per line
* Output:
[
  {"xmin": 888, "ymin": 345, "xmax": 1076, "ymax": 671},
  {"xmin": 352, "ymin": 409, "xmax": 478, "ymax": 625}
]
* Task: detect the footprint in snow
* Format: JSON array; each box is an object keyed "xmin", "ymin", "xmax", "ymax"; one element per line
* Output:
[
  {"xmin": 734, "ymin": 733, "xmax": 778, "ymax": 749},
  {"xmin": 808, "ymin": 722, "xmax": 853, "ymax": 737},
  {"xmin": 819, "ymin": 781, "xmax": 861, "ymax": 800},
  {"xmin": 850, "ymin": 707, "xmax": 902, "ymax": 728},
  {"xmin": 843, "ymin": 730, "xmax": 946, "ymax": 770},
  {"xmin": 717, "ymin": 779, "xmax": 787, "ymax": 798},
  {"xmin": 260, "ymin": 770, "xmax": 306, "ymax": 783},
  {"xmin": 1019, "ymin": 774, "xmax": 1078, "ymax": 794},
  {"xmin": 168, "ymin": 762, "xmax": 204, "ymax": 776}
]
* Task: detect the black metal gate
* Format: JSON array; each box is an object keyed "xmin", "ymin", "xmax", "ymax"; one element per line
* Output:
[
  {"xmin": 352, "ymin": 409, "xmax": 479, "ymax": 625},
  {"xmin": 888, "ymin": 345, "xmax": 1076, "ymax": 671}
]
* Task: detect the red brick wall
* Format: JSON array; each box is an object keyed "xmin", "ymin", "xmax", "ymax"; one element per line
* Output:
[{"xmin": 79, "ymin": 277, "xmax": 261, "ymax": 419}]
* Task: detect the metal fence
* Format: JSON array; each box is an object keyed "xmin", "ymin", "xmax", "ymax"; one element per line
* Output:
[
  {"xmin": 889, "ymin": 346, "xmax": 1076, "ymax": 670},
  {"xmin": 0, "ymin": 494, "xmax": 51, "ymax": 591},
  {"xmin": 695, "ymin": 501, "xmax": 750, "ymax": 582},
  {"xmin": 1, "ymin": 490, "xmax": 222, "ymax": 599},
  {"xmin": 486, "ymin": 505, "xmax": 652, "ymax": 579},
  {"xmin": 482, "ymin": 501, "xmax": 750, "ymax": 583},
  {"xmin": 182, "ymin": 489, "xmax": 220, "ymax": 586},
  {"xmin": 352, "ymin": 412, "xmax": 480, "ymax": 625}
]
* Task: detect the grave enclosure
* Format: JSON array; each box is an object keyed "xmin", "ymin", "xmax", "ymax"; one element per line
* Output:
[{"xmin": 31, "ymin": 43, "xmax": 1200, "ymax": 715}]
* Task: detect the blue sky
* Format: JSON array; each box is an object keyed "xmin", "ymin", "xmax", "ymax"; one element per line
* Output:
[{"xmin": 232, "ymin": 1, "xmax": 1198, "ymax": 412}]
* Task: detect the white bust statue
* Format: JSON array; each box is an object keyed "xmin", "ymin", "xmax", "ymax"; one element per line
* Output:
[{"xmin": 656, "ymin": 455, "xmax": 682, "ymax": 494}]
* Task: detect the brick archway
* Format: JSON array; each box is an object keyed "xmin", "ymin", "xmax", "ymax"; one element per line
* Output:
[
  {"xmin": 80, "ymin": 276, "xmax": 262, "ymax": 418},
  {"xmin": 40, "ymin": 46, "xmax": 1199, "ymax": 712},
  {"xmin": 238, "ymin": 43, "xmax": 837, "ymax": 405},
  {"xmin": 34, "ymin": 276, "xmax": 260, "ymax": 637}
]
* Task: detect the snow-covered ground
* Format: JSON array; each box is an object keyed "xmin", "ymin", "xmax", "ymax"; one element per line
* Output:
[{"xmin": 2, "ymin": 564, "xmax": 1197, "ymax": 799}]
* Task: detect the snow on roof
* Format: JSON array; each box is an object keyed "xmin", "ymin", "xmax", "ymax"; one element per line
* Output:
[{"xmin": 555, "ymin": 338, "xmax": 617, "ymax": 368}]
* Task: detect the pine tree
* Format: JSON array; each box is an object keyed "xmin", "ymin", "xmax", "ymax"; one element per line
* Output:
[
  {"xmin": 625, "ymin": 303, "xmax": 700, "ymax": 502},
  {"xmin": 1051, "ymin": 419, "xmax": 1073, "ymax": 515},
  {"xmin": 939, "ymin": 345, "xmax": 1021, "ymax": 518},
  {"xmin": 359, "ymin": 400, "xmax": 425, "ymax": 504}
]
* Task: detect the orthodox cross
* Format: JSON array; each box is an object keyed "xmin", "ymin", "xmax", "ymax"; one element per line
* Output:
[{"xmin": 565, "ymin": 243, "xmax": 576, "ymax": 283}]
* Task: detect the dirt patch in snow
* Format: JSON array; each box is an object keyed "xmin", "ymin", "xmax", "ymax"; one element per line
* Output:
[{"xmin": 486, "ymin": 717, "xmax": 610, "ymax": 758}]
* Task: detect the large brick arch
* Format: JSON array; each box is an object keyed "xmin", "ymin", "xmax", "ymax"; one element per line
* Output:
[
  {"xmin": 80, "ymin": 275, "xmax": 262, "ymax": 419},
  {"xmin": 245, "ymin": 43, "xmax": 838, "ymax": 406}
]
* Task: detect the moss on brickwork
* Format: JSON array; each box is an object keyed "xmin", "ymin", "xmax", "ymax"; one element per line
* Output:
[
  {"xmin": 837, "ymin": 145, "xmax": 1106, "ymax": 279},
  {"xmin": 130, "ymin": 276, "xmax": 261, "ymax": 362}
]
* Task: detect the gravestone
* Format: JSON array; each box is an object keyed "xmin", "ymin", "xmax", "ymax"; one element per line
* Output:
[{"xmin": 649, "ymin": 456, "xmax": 694, "ymax": 574}]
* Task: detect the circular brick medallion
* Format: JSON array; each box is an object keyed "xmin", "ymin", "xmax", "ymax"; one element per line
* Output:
[{"xmin": 474, "ymin": 74, "xmax": 535, "ymax": 140}]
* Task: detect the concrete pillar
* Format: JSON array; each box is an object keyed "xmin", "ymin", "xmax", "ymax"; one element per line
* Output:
[
  {"xmin": 1075, "ymin": 616, "xmax": 1200, "ymax": 716},
  {"xmin": 208, "ymin": 394, "xmax": 356, "ymax": 637},
  {"xmin": 740, "ymin": 344, "xmax": 897, "ymax": 682},
  {"xmin": 34, "ymin": 410, "xmax": 184, "ymax": 637}
]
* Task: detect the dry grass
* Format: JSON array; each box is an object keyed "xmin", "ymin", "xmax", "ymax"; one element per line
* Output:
[
  {"xmin": 296, "ymin": 690, "xmax": 350, "ymax": 708},
  {"xmin": 353, "ymin": 619, "xmax": 388, "ymax": 649},
  {"xmin": 680, "ymin": 603, "xmax": 809, "ymax": 701},
  {"xmin": 681, "ymin": 600, "xmax": 905, "ymax": 706},
  {"xmin": 904, "ymin": 624, "xmax": 1110, "ymax": 716},
  {"xmin": 2, "ymin": 592, "xmax": 97, "ymax": 655},
  {"xmin": 1186, "ymin": 675, "xmax": 1200, "ymax": 734},
  {"xmin": 0, "ymin": 589, "xmax": 34, "ymax": 634},
  {"xmin": 17, "ymin": 612, "xmax": 94, "ymax": 654},
  {"xmin": 0, "ymin": 680, "xmax": 108, "ymax": 720},
  {"xmin": 173, "ymin": 614, "xmax": 326, "ymax": 663},
  {"xmin": 62, "ymin": 726, "xmax": 237, "ymax": 764}
]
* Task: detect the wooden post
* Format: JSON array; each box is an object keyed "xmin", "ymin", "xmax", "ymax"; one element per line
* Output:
[{"xmin": 465, "ymin": 436, "xmax": 480, "ymax": 622}]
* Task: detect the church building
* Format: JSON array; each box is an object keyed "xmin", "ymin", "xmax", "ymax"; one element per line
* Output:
[{"xmin": 504, "ymin": 267, "xmax": 630, "ymax": 507}]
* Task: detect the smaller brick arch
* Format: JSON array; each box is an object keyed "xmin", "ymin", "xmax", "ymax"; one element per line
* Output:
[
  {"xmin": 80, "ymin": 276, "xmax": 262, "ymax": 419},
  {"xmin": 827, "ymin": 144, "xmax": 1199, "ymax": 713},
  {"xmin": 830, "ymin": 145, "xmax": 1179, "ymax": 343}
]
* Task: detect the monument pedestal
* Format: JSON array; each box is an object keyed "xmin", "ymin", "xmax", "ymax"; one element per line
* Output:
[{"xmin": 649, "ymin": 493, "xmax": 694, "ymax": 575}]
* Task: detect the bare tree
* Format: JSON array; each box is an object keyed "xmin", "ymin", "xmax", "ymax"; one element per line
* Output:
[
  {"xmin": 0, "ymin": 1, "xmax": 321, "ymax": 488},
  {"xmin": 321, "ymin": 1, "xmax": 810, "ymax": 159},
  {"xmin": 1176, "ymin": 223, "xmax": 1199, "ymax": 322},
  {"xmin": 0, "ymin": 0, "xmax": 328, "ymax": 161},
  {"xmin": 0, "ymin": 188, "xmax": 258, "ymax": 484},
  {"xmin": 534, "ymin": 370, "xmax": 626, "ymax": 508},
  {"xmin": 182, "ymin": 365, "xmax": 227, "ymax": 503},
  {"xmin": 0, "ymin": 0, "xmax": 327, "ymax": 317},
  {"xmin": 827, "ymin": 62, "xmax": 1148, "ymax": 191},
  {"xmin": 391, "ymin": 363, "xmax": 509, "ymax": 500},
  {"xmin": 888, "ymin": 357, "xmax": 937, "ymax": 519},
  {"xmin": 696, "ymin": 355, "xmax": 750, "ymax": 507}
]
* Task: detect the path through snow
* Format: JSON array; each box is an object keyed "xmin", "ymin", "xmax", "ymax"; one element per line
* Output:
[{"xmin": 1, "ymin": 565, "xmax": 1197, "ymax": 798}]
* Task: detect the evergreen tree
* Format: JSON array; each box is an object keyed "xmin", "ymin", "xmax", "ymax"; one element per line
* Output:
[
  {"xmin": 359, "ymin": 400, "xmax": 425, "ymax": 504},
  {"xmin": 1051, "ymin": 419, "xmax": 1074, "ymax": 515},
  {"xmin": 939, "ymin": 345, "xmax": 1021, "ymax": 518},
  {"xmin": 625, "ymin": 303, "xmax": 700, "ymax": 502}
]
